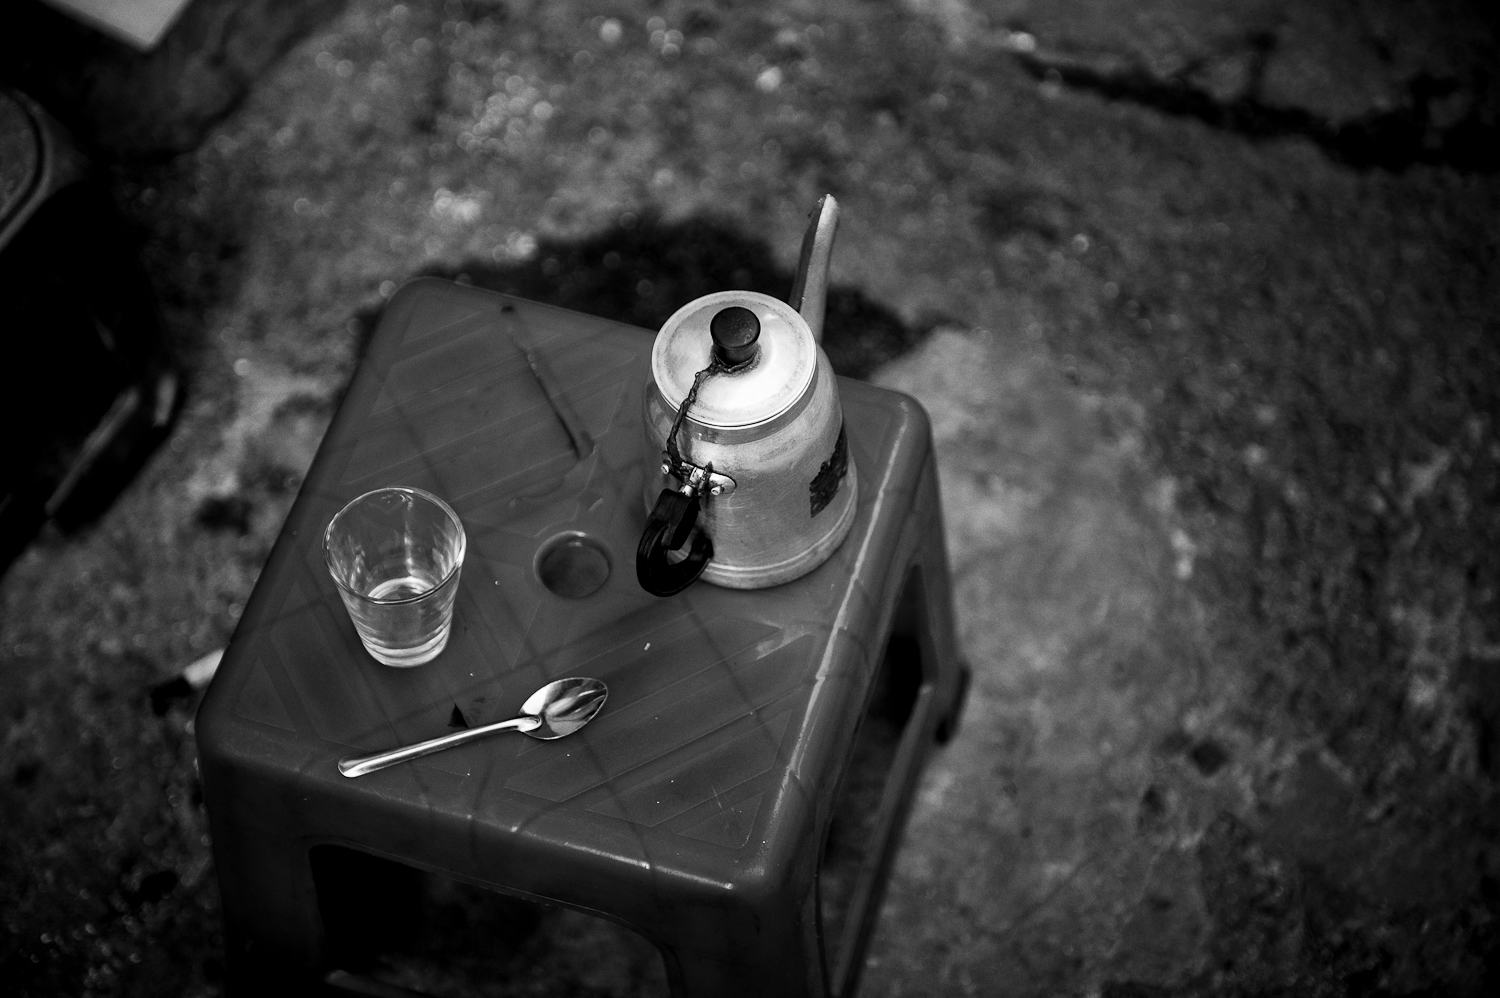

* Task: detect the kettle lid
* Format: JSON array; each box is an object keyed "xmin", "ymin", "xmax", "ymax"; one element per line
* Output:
[{"xmin": 651, "ymin": 290, "xmax": 817, "ymax": 429}]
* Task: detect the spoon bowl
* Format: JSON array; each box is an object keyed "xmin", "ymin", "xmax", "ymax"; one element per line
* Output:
[
  {"xmin": 522, "ymin": 677, "xmax": 610, "ymax": 739},
  {"xmin": 338, "ymin": 676, "xmax": 608, "ymax": 778}
]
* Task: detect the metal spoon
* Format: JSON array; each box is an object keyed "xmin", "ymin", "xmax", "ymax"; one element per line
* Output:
[{"xmin": 338, "ymin": 677, "xmax": 609, "ymax": 778}]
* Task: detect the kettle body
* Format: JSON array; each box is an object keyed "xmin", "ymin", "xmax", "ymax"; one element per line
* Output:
[{"xmin": 640, "ymin": 291, "xmax": 857, "ymax": 589}]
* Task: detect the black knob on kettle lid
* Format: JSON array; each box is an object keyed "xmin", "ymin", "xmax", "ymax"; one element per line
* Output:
[{"xmin": 709, "ymin": 306, "xmax": 760, "ymax": 366}]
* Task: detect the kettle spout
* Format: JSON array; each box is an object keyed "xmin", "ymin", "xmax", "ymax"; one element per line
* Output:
[{"xmin": 788, "ymin": 194, "xmax": 839, "ymax": 345}]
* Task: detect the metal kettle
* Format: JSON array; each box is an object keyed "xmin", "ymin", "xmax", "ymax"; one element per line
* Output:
[{"xmin": 636, "ymin": 196, "xmax": 857, "ymax": 596}]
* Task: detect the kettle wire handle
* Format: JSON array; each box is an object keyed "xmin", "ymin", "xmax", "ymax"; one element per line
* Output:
[{"xmin": 788, "ymin": 194, "xmax": 840, "ymax": 345}]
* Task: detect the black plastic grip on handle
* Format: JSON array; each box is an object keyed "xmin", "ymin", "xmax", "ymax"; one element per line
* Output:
[{"xmin": 636, "ymin": 489, "xmax": 714, "ymax": 596}]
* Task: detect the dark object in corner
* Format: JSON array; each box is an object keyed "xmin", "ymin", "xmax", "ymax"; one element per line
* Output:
[
  {"xmin": 150, "ymin": 675, "xmax": 195, "ymax": 716},
  {"xmin": 0, "ymin": 0, "xmax": 350, "ymax": 159},
  {"xmin": 0, "ymin": 88, "xmax": 180, "ymax": 576}
]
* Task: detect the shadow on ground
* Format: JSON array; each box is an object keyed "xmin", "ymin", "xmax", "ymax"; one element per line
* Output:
[{"xmin": 359, "ymin": 211, "xmax": 930, "ymax": 381}]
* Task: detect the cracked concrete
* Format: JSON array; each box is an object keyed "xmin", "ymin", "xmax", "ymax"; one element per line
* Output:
[{"xmin": 908, "ymin": 0, "xmax": 1500, "ymax": 171}]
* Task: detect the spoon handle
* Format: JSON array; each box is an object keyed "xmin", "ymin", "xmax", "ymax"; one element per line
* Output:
[{"xmin": 338, "ymin": 714, "xmax": 543, "ymax": 778}]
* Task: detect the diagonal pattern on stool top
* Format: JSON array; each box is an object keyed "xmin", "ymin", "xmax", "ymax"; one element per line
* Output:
[
  {"xmin": 341, "ymin": 306, "xmax": 638, "ymax": 505},
  {"xmin": 218, "ymin": 281, "xmax": 906, "ymax": 876}
]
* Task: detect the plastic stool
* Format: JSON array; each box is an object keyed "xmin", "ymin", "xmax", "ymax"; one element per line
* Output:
[{"xmin": 196, "ymin": 279, "xmax": 968, "ymax": 997}]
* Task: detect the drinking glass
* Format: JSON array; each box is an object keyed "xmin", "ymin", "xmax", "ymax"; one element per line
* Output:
[{"xmin": 323, "ymin": 487, "xmax": 466, "ymax": 667}]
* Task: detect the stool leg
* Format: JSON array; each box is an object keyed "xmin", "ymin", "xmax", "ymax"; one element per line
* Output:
[
  {"xmin": 827, "ymin": 458, "xmax": 967, "ymax": 997},
  {"xmin": 203, "ymin": 766, "xmax": 328, "ymax": 996},
  {"xmin": 935, "ymin": 660, "xmax": 972, "ymax": 744},
  {"xmin": 216, "ymin": 839, "xmax": 326, "ymax": 996},
  {"xmin": 889, "ymin": 566, "xmax": 959, "ymax": 736},
  {"xmin": 902, "ymin": 458, "xmax": 968, "ymax": 743},
  {"xmin": 654, "ymin": 886, "xmax": 826, "ymax": 998}
]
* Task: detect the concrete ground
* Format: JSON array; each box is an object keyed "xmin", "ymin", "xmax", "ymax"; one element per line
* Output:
[{"xmin": 2, "ymin": 1, "xmax": 1498, "ymax": 995}]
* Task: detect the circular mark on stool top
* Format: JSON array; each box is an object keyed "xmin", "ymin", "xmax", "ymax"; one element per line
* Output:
[{"xmin": 536, "ymin": 533, "xmax": 611, "ymax": 598}]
